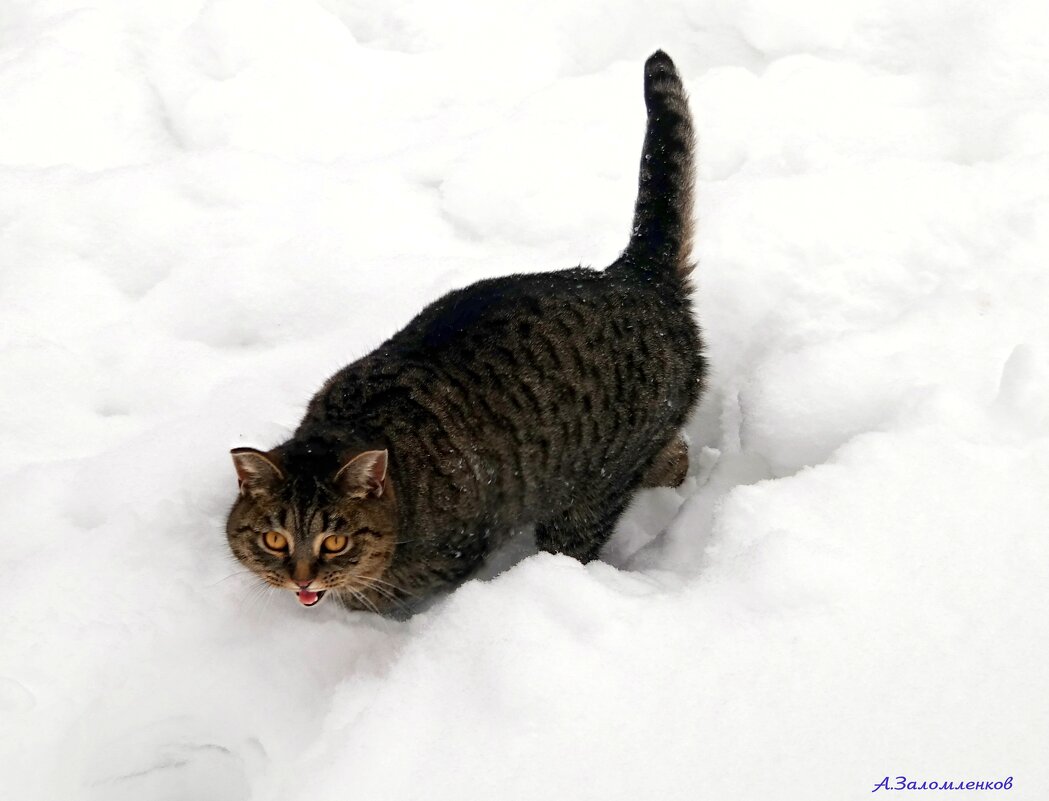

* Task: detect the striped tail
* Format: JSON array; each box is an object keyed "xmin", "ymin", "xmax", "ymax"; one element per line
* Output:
[{"xmin": 620, "ymin": 51, "xmax": 696, "ymax": 281}]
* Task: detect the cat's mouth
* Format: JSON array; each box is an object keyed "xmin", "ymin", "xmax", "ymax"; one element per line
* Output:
[{"xmin": 296, "ymin": 589, "xmax": 327, "ymax": 607}]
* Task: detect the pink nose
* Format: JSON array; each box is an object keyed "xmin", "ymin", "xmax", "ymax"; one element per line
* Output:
[{"xmin": 295, "ymin": 580, "xmax": 312, "ymax": 589}]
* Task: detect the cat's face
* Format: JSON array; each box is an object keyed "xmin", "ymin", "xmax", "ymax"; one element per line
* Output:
[{"xmin": 225, "ymin": 448, "xmax": 397, "ymax": 608}]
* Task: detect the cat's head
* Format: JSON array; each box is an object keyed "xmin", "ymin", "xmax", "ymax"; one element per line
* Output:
[{"xmin": 225, "ymin": 446, "xmax": 397, "ymax": 608}]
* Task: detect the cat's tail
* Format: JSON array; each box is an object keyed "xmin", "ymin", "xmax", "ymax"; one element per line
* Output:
[{"xmin": 619, "ymin": 50, "xmax": 696, "ymax": 283}]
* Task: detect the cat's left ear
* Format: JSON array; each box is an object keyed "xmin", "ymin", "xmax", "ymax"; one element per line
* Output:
[
  {"xmin": 231, "ymin": 447, "xmax": 284, "ymax": 495},
  {"xmin": 334, "ymin": 450, "xmax": 388, "ymax": 499}
]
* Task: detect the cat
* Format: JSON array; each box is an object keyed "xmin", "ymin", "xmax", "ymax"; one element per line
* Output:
[{"xmin": 226, "ymin": 50, "xmax": 705, "ymax": 613}]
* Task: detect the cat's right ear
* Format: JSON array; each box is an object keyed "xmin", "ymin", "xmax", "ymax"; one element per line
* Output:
[{"xmin": 230, "ymin": 447, "xmax": 284, "ymax": 496}]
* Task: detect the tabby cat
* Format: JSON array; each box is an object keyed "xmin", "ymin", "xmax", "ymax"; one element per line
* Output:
[{"xmin": 226, "ymin": 51, "xmax": 705, "ymax": 613}]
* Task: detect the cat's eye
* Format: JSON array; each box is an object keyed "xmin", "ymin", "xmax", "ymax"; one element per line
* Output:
[
  {"xmin": 262, "ymin": 531, "xmax": 288, "ymax": 552},
  {"xmin": 321, "ymin": 534, "xmax": 349, "ymax": 554}
]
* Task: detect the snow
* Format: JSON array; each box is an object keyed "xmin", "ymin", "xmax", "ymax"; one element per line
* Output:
[{"xmin": 1, "ymin": 0, "xmax": 1048, "ymax": 798}]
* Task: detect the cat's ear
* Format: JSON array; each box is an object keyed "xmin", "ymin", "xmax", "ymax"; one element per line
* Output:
[
  {"xmin": 334, "ymin": 450, "xmax": 388, "ymax": 499},
  {"xmin": 231, "ymin": 447, "xmax": 284, "ymax": 495}
]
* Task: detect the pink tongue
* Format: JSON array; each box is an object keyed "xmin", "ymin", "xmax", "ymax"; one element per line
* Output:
[{"xmin": 297, "ymin": 590, "xmax": 320, "ymax": 606}]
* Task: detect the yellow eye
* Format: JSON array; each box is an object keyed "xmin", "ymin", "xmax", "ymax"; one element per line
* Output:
[
  {"xmin": 262, "ymin": 531, "xmax": 288, "ymax": 552},
  {"xmin": 322, "ymin": 534, "xmax": 348, "ymax": 554}
]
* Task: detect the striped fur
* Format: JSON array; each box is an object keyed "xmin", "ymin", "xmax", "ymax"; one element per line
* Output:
[
  {"xmin": 621, "ymin": 50, "xmax": 697, "ymax": 281},
  {"xmin": 226, "ymin": 51, "xmax": 705, "ymax": 613}
]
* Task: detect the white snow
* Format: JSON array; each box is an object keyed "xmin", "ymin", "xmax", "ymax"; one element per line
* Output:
[{"xmin": 2, "ymin": 1, "xmax": 1048, "ymax": 799}]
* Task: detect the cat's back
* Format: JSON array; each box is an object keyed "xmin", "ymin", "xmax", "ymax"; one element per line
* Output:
[
  {"xmin": 394, "ymin": 265, "xmax": 697, "ymax": 366},
  {"xmin": 315, "ymin": 264, "xmax": 701, "ymax": 437}
]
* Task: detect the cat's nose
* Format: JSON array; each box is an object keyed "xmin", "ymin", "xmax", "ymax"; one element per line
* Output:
[{"xmin": 292, "ymin": 561, "xmax": 313, "ymax": 586}]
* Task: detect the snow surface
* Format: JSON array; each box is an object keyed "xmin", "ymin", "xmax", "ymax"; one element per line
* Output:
[{"xmin": 2, "ymin": 1, "xmax": 1048, "ymax": 799}]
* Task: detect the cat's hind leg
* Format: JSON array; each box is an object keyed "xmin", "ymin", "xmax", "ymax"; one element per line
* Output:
[{"xmin": 640, "ymin": 435, "xmax": 688, "ymax": 488}]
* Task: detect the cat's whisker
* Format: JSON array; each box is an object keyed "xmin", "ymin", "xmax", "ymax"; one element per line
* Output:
[
  {"xmin": 339, "ymin": 588, "xmax": 396, "ymax": 634},
  {"xmin": 356, "ymin": 578, "xmax": 396, "ymax": 600},
  {"xmin": 354, "ymin": 578, "xmax": 417, "ymax": 620},
  {"xmin": 236, "ymin": 577, "xmax": 267, "ymax": 603},
  {"xmin": 206, "ymin": 569, "xmax": 256, "ymax": 589},
  {"xmin": 261, "ymin": 585, "xmax": 281, "ymax": 619},
  {"xmin": 355, "ymin": 578, "xmax": 415, "ymax": 616},
  {"xmin": 355, "ymin": 579, "xmax": 402, "ymax": 609},
  {"xmin": 236, "ymin": 579, "xmax": 274, "ymax": 622},
  {"xmin": 345, "ymin": 586, "xmax": 383, "ymax": 618},
  {"xmin": 362, "ymin": 575, "xmax": 417, "ymax": 598},
  {"xmin": 329, "ymin": 589, "xmax": 348, "ymax": 614}
]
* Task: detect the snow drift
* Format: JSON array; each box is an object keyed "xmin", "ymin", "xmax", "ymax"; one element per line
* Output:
[{"xmin": 1, "ymin": 1, "xmax": 1047, "ymax": 799}]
